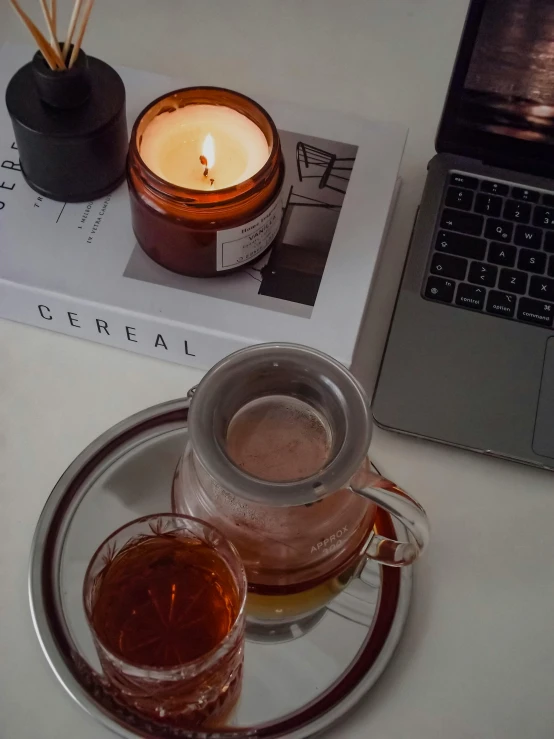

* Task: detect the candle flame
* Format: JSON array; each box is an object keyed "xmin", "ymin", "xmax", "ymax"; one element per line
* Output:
[{"xmin": 202, "ymin": 134, "xmax": 215, "ymax": 170}]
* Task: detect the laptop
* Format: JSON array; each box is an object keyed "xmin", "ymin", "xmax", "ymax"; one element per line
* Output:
[{"xmin": 373, "ymin": 0, "xmax": 554, "ymax": 469}]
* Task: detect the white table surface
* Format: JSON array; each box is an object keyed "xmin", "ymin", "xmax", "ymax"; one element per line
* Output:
[{"xmin": 2, "ymin": 2, "xmax": 554, "ymax": 738}]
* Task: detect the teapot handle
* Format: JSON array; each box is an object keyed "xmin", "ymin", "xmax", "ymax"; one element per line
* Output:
[{"xmin": 348, "ymin": 465, "xmax": 429, "ymax": 566}]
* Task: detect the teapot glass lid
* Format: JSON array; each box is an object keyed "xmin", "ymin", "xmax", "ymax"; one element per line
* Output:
[{"xmin": 188, "ymin": 343, "xmax": 372, "ymax": 507}]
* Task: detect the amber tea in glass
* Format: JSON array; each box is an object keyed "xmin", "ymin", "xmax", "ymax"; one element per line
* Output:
[{"xmin": 83, "ymin": 514, "xmax": 247, "ymax": 728}]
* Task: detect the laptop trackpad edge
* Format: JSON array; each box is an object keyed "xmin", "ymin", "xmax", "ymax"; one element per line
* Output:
[{"xmin": 533, "ymin": 338, "xmax": 554, "ymax": 460}]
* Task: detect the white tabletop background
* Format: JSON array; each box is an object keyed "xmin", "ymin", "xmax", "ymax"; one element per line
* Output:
[{"xmin": 1, "ymin": 1, "xmax": 553, "ymax": 738}]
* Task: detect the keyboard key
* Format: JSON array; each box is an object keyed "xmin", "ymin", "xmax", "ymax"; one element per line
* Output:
[
  {"xmin": 543, "ymin": 232, "xmax": 554, "ymax": 253},
  {"xmin": 542, "ymin": 193, "xmax": 554, "ymax": 207},
  {"xmin": 435, "ymin": 230, "xmax": 486, "ymax": 260},
  {"xmin": 445, "ymin": 187, "xmax": 474, "ymax": 211},
  {"xmin": 517, "ymin": 297, "xmax": 554, "ymax": 327},
  {"xmin": 550, "ymin": 256, "xmax": 554, "ymax": 278},
  {"xmin": 431, "ymin": 253, "xmax": 467, "ymax": 280},
  {"xmin": 475, "ymin": 193, "xmax": 502, "ymax": 217},
  {"xmin": 529, "ymin": 275, "xmax": 554, "ymax": 301},
  {"xmin": 425, "ymin": 275, "xmax": 455, "ymax": 303},
  {"xmin": 455, "ymin": 283, "xmax": 485, "ymax": 310},
  {"xmin": 511, "ymin": 187, "xmax": 540, "ymax": 203},
  {"xmin": 514, "ymin": 224, "xmax": 542, "ymax": 249},
  {"xmin": 518, "ymin": 249, "xmax": 546, "ymax": 274},
  {"xmin": 487, "ymin": 242, "xmax": 516, "ymax": 267},
  {"xmin": 503, "ymin": 199, "xmax": 531, "ymax": 223},
  {"xmin": 486, "ymin": 291, "xmax": 516, "ymax": 318},
  {"xmin": 499, "ymin": 269, "xmax": 528, "ymax": 294},
  {"xmin": 440, "ymin": 208, "xmax": 484, "ymax": 236},
  {"xmin": 481, "ymin": 180, "xmax": 509, "ymax": 196},
  {"xmin": 533, "ymin": 206, "xmax": 554, "ymax": 228},
  {"xmin": 468, "ymin": 261, "xmax": 497, "ymax": 287},
  {"xmin": 485, "ymin": 219, "xmax": 514, "ymax": 242},
  {"xmin": 450, "ymin": 173, "xmax": 478, "ymax": 189}
]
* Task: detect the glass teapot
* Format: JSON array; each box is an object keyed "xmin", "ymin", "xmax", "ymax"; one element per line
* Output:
[{"xmin": 173, "ymin": 343, "xmax": 429, "ymax": 627}]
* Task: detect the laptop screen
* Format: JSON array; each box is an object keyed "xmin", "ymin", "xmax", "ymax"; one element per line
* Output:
[{"xmin": 438, "ymin": 0, "xmax": 554, "ymax": 169}]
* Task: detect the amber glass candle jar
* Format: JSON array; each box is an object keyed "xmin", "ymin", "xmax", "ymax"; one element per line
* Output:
[{"xmin": 127, "ymin": 87, "xmax": 285, "ymax": 277}]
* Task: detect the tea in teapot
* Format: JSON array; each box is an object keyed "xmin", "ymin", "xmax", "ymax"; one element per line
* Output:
[{"xmin": 173, "ymin": 343, "xmax": 429, "ymax": 628}]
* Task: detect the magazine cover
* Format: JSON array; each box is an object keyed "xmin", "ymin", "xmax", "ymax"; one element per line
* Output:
[{"xmin": 0, "ymin": 43, "xmax": 406, "ymax": 369}]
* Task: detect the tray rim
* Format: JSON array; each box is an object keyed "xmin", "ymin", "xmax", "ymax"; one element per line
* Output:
[{"xmin": 29, "ymin": 397, "xmax": 412, "ymax": 739}]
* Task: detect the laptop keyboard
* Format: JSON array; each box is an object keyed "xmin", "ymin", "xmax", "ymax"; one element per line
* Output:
[{"xmin": 423, "ymin": 172, "xmax": 554, "ymax": 328}]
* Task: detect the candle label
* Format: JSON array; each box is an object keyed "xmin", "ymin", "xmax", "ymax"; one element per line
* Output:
[{"xmin": 216, "ymin": 193, "xmax": 283, "ymax": 271}]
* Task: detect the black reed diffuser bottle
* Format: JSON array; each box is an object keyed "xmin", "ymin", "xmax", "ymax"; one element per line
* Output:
[{"xmin": 5, "ymin": 0, "xmax": 127, "ymax": 202}]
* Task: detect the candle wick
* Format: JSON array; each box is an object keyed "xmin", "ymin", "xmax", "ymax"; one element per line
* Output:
[
  {"xmin": 210, "ymin": 178, "xmax": 215, "ymax": 186},
  {"xmin": 199, "ymin": 155, "xmax": 208, "ymax": 178}
]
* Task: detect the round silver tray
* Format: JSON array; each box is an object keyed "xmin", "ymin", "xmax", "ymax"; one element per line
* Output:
[{"xmin": 29, "ymin": 398, "xmax": 412, "ymax": 739}]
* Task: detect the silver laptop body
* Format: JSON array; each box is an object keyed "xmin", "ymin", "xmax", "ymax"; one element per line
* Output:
[{"xmin": 373, "ymin": 0, "xmax": 554, "ymax": 469}]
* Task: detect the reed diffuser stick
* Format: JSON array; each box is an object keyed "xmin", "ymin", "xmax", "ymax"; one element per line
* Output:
[
  {"xmin": 68, "ymin": 0, "xmax": 95, "ymax": 68},
  {"xmin": 50, "ymin": 0, "xmax": 58, "ymax": 46},
  {"xmin": 62, "ymin": 0, "xmax": 84, "ymax": 60},
  {"xmin": 8, "ymin": 0, "xmax": 61, "ymax": 70},
  {"xmin": 38, "ymin": 0, "xmax": 54, "ymax": 43},
  {"xmin": 38, "ymin": 0, "xmax": 65, "ymax": 67}
]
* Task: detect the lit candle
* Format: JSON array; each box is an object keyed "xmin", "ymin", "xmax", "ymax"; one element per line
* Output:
[
  {"xmin": 128, "ymin": 87, "xmax": 285, "ymax": 277},
  {"xmin": 139, "ymin": 105, "xmax": 270, "ymax": 191}
]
